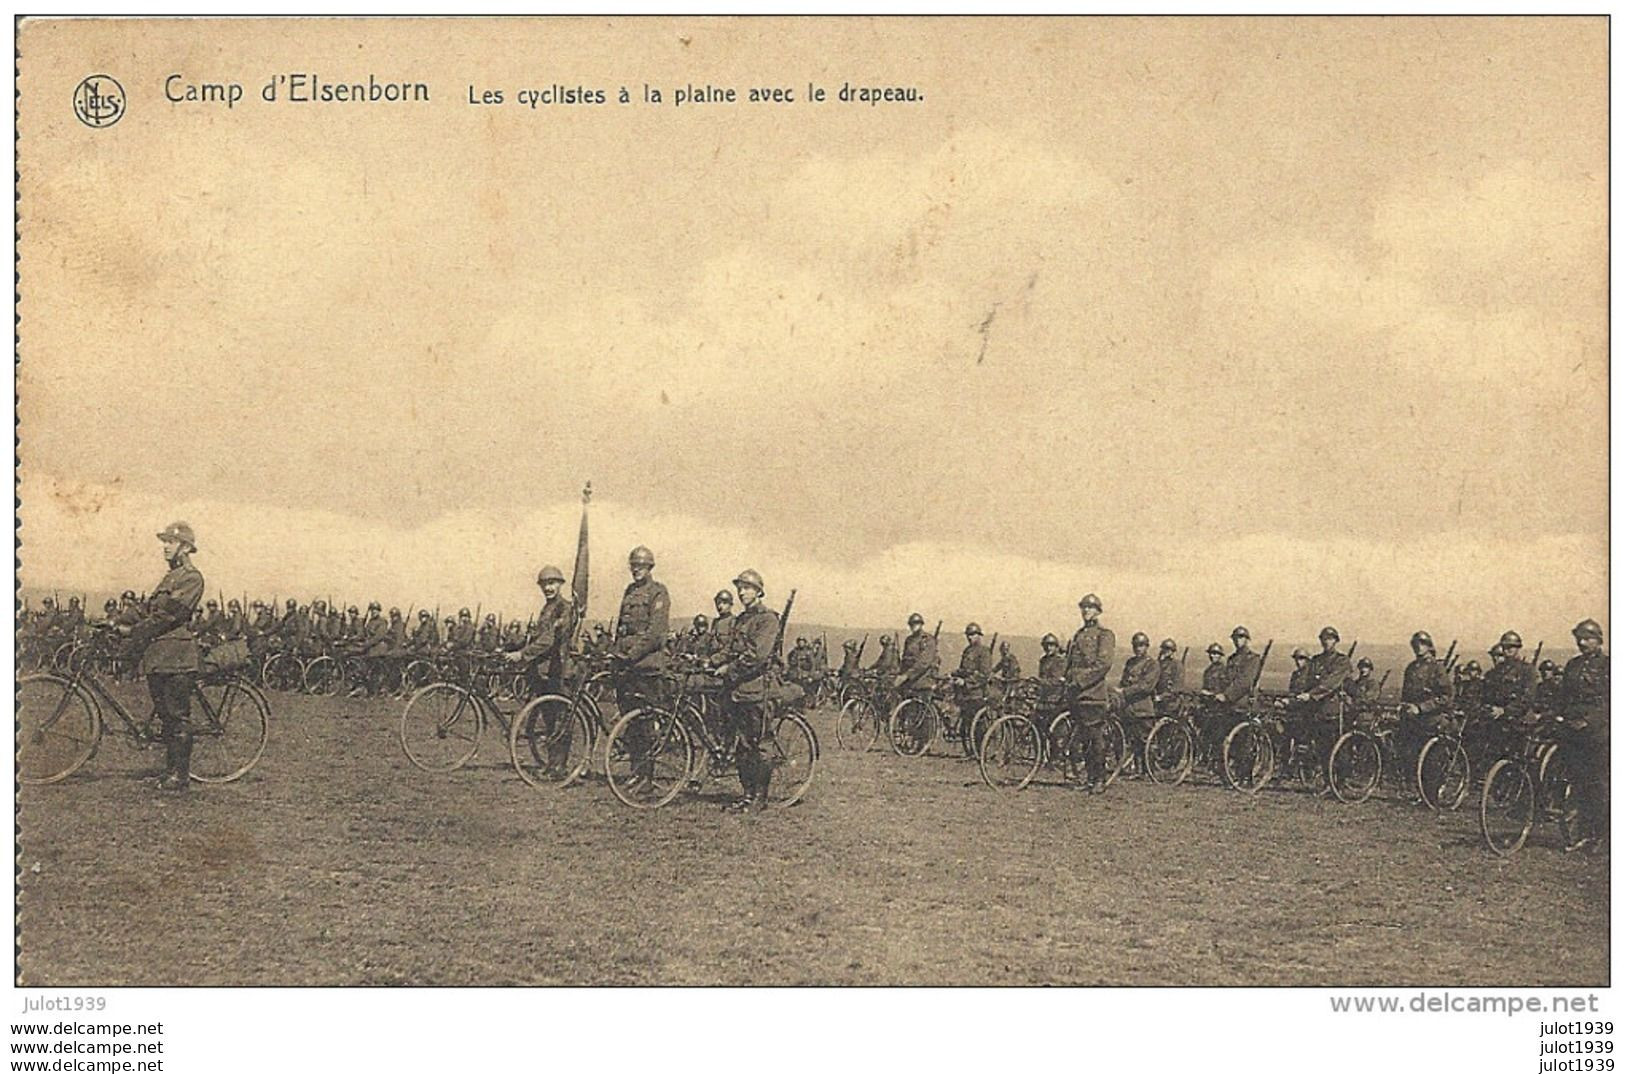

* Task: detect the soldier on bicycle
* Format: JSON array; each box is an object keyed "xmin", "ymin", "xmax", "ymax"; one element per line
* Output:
[
  {"xmin": 1116, "ymin": 631, "xmax": 1159, "ymax": 766},
  {"xmin": 1344, "ymin": 657, "xmax": 1379, "ymax": 710},
  {"xmin": 408, "ymin": 609, "xmax": 441, "ymax": 654},
  {"xmin": 995, "ymin": 640, "xmax": 1022, "ymax": 684},
  {"xmin": 1154, "ymin": 638, "xmax": 1183, "ymax": 715},
  {"xmin": 897, "ymin": 613, "xmax": 938, "ymax": 699},
  {"xmin": 1065, "ymin": 594, "xmax": 1115, "ymax": 791},
  {"xmin": 115, "ymin": 522, "xmax": 205, "ymax": 792},
  {"xmin": 1560, "ymin": 618, "xmax": 1609, "ymax": 852},
  {"xmin": 709, "ymin": 589, "xmax": 737, "ymax": 655},
  {"xmin": 711, "ymin": 569, "xmax": 780, "ymax": 813},
  {"xmin": 503, "ymin": 565, "xmax": 574, "ymax": 695},
  {"xmin": 613, "ymin": 546, "xmax": 671, "ymax": 796},
  {"xmin": 952, "ymin": 622, "xmax": 992, "ymax": 750},
  {"xmin": 1200, "ymin": 642, "xmax": 1227, "ymax": 693},
  {"xmin": 1397, "ymin": 630, "xmax": 1454, "ymax": 771},
  {"xmin": 1481, "ymin": 630, "xmax": 1537, "ymax": 724},
  {"xmin": 1285, "ymin": 626, "xmax": 1351, "ymax": 763}
]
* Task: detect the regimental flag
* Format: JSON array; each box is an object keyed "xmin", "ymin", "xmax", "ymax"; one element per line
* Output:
[{"xmin": 571, "ymin": 482, "xmax": 591, "ymax": 631}]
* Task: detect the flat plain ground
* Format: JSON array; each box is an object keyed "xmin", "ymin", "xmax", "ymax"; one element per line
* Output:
[{"xmin": 17, "ymin": 684, "xmax": 1609, "ymax": 986}]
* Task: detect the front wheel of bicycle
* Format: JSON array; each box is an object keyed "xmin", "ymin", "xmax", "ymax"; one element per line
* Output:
[
  {"xmin": 604, "ymin": 708, "xmax": 693, "ymax": 809},
  {"xmin": 18, "ymin": 673, "xmax": 102, "ymax": 784},
  {"xmin": 399, "ymin": 682, "xmax": 483, "ymax": 772},
  {"xmin": 1480, "ymin": 757, "xmax": 1535, "ymax": 857},
  {"xmin": 834, "ymin": 696, "xmax": 880, "ymax": 753},
  {"xmin": 1144, "ymin": 716, "xmax": 1195, "ymax": 786},
  {"xmin": 1328, "ymin": 729, "xmax": 1382, "ymax": 804},
  {"xmin": 510, "ymin": 693, "xmax": 593, "ymax": 789},
  {"xmin": 888, "ymin": 697, "xmax": 935, "ymax": 758},
  {"xmin": 1416, "ymin": 735, "xmax": 1471, "ymax": 811},
  {"xmin": 261, "ymin": 651, "xmax": 303, "ymax": 693},
  {"xmin": 763, "ymin": 710, "xmax": 818, "ymax": 807},
  {"xmin": 1221, "ymin": 722, "xmax": 1275, "ymax": 793},
  {"xmin": 191, "ymin": 677, "xmax": 270, "ymax": 783},
  {"xmin": 302, "ymin": 655, "xmax": 342, "ymax": 696},
  {"xmin": 978, "ymin": 714, "xmax": 1042, "ymax": 791}
]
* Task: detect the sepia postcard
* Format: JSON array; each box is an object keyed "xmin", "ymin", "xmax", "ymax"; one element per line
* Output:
[{"xmin": 11, "ymin": 14, "xmax": 1612, "ymax": 1057}]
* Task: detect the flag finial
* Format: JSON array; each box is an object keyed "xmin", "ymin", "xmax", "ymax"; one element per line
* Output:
[{"xmin": 582, "ymin": 481, "xmax": 592, "ymax": 505}]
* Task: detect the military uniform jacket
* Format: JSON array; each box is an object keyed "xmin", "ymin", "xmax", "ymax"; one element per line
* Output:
[
  {"xmin": 449, "ymin": 620, "xmax": 476, "ymax": 648},
  {"xmin": 409, "ymin": 619, "xmax": 440, "ymax": 650},
  {"xmin": 1219, "ymin": 650, "xmax": 1262, "ymax": 705},
  {"xmin": 724, "ymin": 602, "xmax": 779, "ymax": 702},
  {"xmin": 898, "ymin": 632, "xmax": 938, "ymax": 691},
  {"xmin": 1400, "ymin": 656, "xmax": 1454, "ymax": 716},
  {"xmin": 614, "ymin": 577, "xmax": 670, "ymax": 672},
  {"xmin": 1344, "ymin": 675, "xmax": 1379, "ymax": 707},
  {"xmin": 870, "ymin": 646, "xmax": 901, "ymax": 678},
  {"xmin": 1482, "ymin": 659, "xmax": 1537, "ymax": 718},
  {"xmin": 1202, "ymin": 662, "xmax": 1229, "ymax": 693},
  {"xmin": 1155, "ymin": 656, "xmax": 1183, "ymax": 696},
  {"xmin": 1305, "ymin": 650, "xmax": 1352, "ymax": 716},
  {"xmin": 360, "ymin": 615, "xmax": 392, "ymax": 656},
  {"xmin": 1065, "ymin": 623, "xmax": 1115, "ymax": 702},
  {"xmin": 840, "ymin": 650, "xmax": 861, "ymax": 677},
  {"xmin": 995, "ymin": 653, "xmax": 1023, "ymax": 680},
  {"xmin": 131, "ymin": 560, "xmax": 205, "ymax": 674},
  {"xmin": 1288, "ymin": 664, "xmax": 1312, "ymax": 695},
  {"xmin": 1118, "ymin": 653, "xmax": 1158, "ymax": 720},
  {"xmin": 520, "ymin": 596, "xmax": 573, "ymax": 681},
  {"xmin": 1038, "ymin": 652, "xmax": 1066, "ymax": 683},
  {"xmin": 957, "ymin": 641, "xmax": 991, "ymax": 696},
  {"xmin": 1560, "ymin": 650, "xmax": 1608, "ymax": 728},
  {"xmin": 709, "ymin": 614, "xmax": 736, "ymax": 659}
]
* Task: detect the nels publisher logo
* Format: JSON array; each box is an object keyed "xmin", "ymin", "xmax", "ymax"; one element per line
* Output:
[{"xmin": 72, "ymin": 74, "xmax": 125, "ymax": 128}]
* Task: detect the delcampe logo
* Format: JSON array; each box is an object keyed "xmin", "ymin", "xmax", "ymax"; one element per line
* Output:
[{"xmin": 72, "ymin": 74, "xmax": 124, "ymax": 128}]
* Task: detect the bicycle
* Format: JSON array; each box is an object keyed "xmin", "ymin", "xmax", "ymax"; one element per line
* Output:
[
  {"xmin": 1141, "ymin": 693, "xmax": 1212, "ymax": 786},
  {"xmin": 603, "ymin": 658, "xmax": 817, "ymax": 810},
  {"xmin": 1479, "ymin": 715, "xmax": 1579, "ymax": 856},
  {"xmin": 397, "ymin": 655, "xmax": 530, "ymax": 772},
  {"xmin": 1415, "ymin": 706, "xmax": 1521, "ymax": 812},
  {"xmin": 18, "ymin": 632, "xmax": 270, "ymax": 785},
  {"xmin": 833, "ymin": 673, "xmax": 888, "ymax": 752},
  {"xmin": 1219, "ymin": 694, "xmax": 1340, "ymax": 794},
  {"xmin": 1325, "ymin": 704, "xmax": 1405, "ymax": 804},
  {"xmin": 508, "ymin": 657, "xmax": 618, "ymax": 789},
  {"xmin": 977, "ymin": 686, "xmax": 1128, "ymax": 791}
]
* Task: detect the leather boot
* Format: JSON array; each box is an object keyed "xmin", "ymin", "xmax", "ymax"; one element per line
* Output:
[{"xmin": 158, "ymin": 730, "xmax": 192, "ymax": 792}]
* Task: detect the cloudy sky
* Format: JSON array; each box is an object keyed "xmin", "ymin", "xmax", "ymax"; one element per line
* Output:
[{"xmin": 18, "ymin": 17, "xmax": 1607, "ymax": 643}]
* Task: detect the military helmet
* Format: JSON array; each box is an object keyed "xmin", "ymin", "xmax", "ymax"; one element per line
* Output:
[
  {"xmin": 879, "ymin": 634, "xmax": 894, "ymax": 646},
  {"xmin": 156, "ymin": 521, "xmax": 197, "ymax": 551},
  {"xmin": 419, "ymin": 609, "xmax": 431, "ymax": 619},
  {"xmin": 228, "ymin": 599, "xmax": 241, "ymax": 609},
  {"xmin": 206, "ymin": 599, "xmax": 218, "ymax": 608},
  {"xmin": 1357, "ymin": 657, "xmax": 1374, "ymax": 670},
  {"xmin": 1319, "ymin": 626, "xmax": 1340, "ymax": 642},
  {"xmin": 1539, "ymin": 659, "xmax": 1557, "ymax": 673},
  {"xmin": 1498, "ymin": 630, "xmax": 1523, "ymax": 649},
  {"xmin": 121, "ymin": 590, "xmax": 136, "ymax": 601},
  {"xmin": 1573, "ymin": 618, "xmax": 1604, "ymax": 641},
  {"xmin": 732, "ymin": 568, "xmax": 764, "ymax": 593},
  {"xmin": 628, "ymin": 546, "xmax": 656, "ymax": 567},
  {"xmin": 1464, "ymin": 660, "xmax": 1482, "ymax": 674},
  {"xmin": 459, "ymin": 608, "xmax": 471, "ymax": 618},
  {"xmin": 103, "ymin": 599, "xmax": 117, "ymax": 612},
  {"xmin": 843, "ymin": 639, "xmax": 857, "ymax": 650},
  {"xmin": 1410, "ymin": 630, "xmax": 1434, "ymax": 650},
  {"xmin": 965, "ymin": 622, "xmax": 982, "ymax": 636},
  {"xmin": 1159, "ymin": 638, "xmax": 1177, "ymax": 653},
  {"xmin": 1131, "ymin": 631, "xmax": 1150, "ymax": 647},
  {"xmin": 485, "ymin": 613, "xmax": 497, "ymax": 623},
  {"xmin": 388, "ymin": 607, "xmax": 400, "ymax": 617},
  {"xmin": 693, "ymin": 614, "xmax": 708, "ymax": 629},
  {"xmin": 1206, "ymin": 643, "xmax": 1224, "ymax": 656},
  {"xmin": 1079, "ymin": 593, "xmax": 1102, "ymax": 611},
  {"xmin": 1231, "ymin": 625, "xmax": 1250, "ymax": 640},
  {"xmin": 715, "ymin": 589, "xmax": 734, "ymax": 606},
  {"xmin": 1291, "ymin": 647, "xmax": 1309, "ymax": 660},
  {"xmin": 907, "ymin": 612, "xmax": 925, "ymax": 627},
  {"xmin": 286, "ymin": 598, "xmax": 298, "ymax": 608},
  {"xmin": 368, "ymin": 601, "xmax": 381, "ymax": 612},
  {"xmin": 537, "ymin": 565, "xmax": 565, "ymax": 585},
  {"xmin": 1041, "ymin": 633, "xmax": 1060, "ymax": 647}
]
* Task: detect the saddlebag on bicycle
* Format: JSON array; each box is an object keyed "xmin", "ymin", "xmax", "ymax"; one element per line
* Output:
[{"xmin": 202, "ymin": 638, "xmax": 251, "ymax": 673}]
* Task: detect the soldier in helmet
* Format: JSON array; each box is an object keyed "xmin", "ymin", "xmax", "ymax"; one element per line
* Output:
[
  {"xmin": 409, "ymin": 608, "xmax": 440, "ymax": 654},
  {"xmin": 1287, "ymin": 647, "xmax": 1313, "ymax": 695},
  {"xmin": 897, "ymin": 613, "xmax": 939, "ymax": 701},
  {"xmin": 1481, "ymin": 630, "xmax": 1536, "ymax": 722},
  {"xmin": 708, "ymin": 589, "xmax": 737, "ymax": 656},
  {"xmin": 1455, "ymin": 660, "xmax": 1485, "ymax": 708},
  {"xmin": 1398, "ymin": 630, "xmax": 1455, "ymax": 772},
  {"xmin": 612, "ymin": 546, "xmax": 671, "ymax": 795},
  {"xmin": 1154, "ymin": 638, "xmax": 1183, "ymax": 717},
  {"xmin": 114, "ymin": 522, "xmax": 205, "ymax": 792},
  {"xmin": 1532, "ymin": 659, "xmax": 1562, "ymax": 716},
  {"xmin": 449, "ymin": 608, "xmax": 476, "ymax": 651},
  {"xmin": 1344, "ymin": 657, "xmax": 1379, "ymax": 710},
  {"xmin": 1560, "ymin": 618, "xmax": 1609, "ymax": 851},
  {"xmin": 994, "ymin": 640, "xmax": 1022, "ymax": 684},
  {"xmin": 1064, "ymin": 594, "xmax": 1115, "ymax": 791},
  {"xmin": 952, "ymin": 623, "xmax": 992, "ymax": 751},
  {"xmin": 504, "ymin": 565, "xmax": 574, "ymax": 698},
  {"xmin": 197, "ymin": 599, "xmax": 223, "ymax": 643},
  {"xmin": 1116, "ymin": 631, "xmax": 1159, "ymax": 765},
  {"xmin": 1035, "ymin": 634, "xmax": 1063, "ymax": 683},
  {"xmin": 713, "ymin": 569, "xmax": 779, "ymax": 812},
  {"xmin": 478, "ymin": 613, "xmax": 502, "ymax": 652},
  {"xmin": 1201, "ymin": 627, "xmax": 1263, "ymax": 755},
  {"xmin": 1200, "ymin": 643, "xmax": 1228, "ymax": 694},
  {"xmin": 686, "ymin": 614, "xmax": 711, "ymax": 658},
  {"xmin": 1286, "ymin": 626, "xmax": 1351, "ymax": 765}
]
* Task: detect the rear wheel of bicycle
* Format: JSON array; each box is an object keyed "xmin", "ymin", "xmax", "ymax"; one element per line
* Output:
[
  {"xmin": 302, "ymin": 655, "xmax": 342, "ymax": 696},
  {"xmin": 763, "ymin": 710, "xmax": 818, "ymax": 807},
  {"xmin": 979, "ymin": 714, "xmax": 1041, "ymax": 791},
  {"xmin": 262, "ymin": 652, "xmax": 303, "ymax": 693},
  {"xmin": 1144, "ymin": 717, "xmax": 1195, "ymax": 786},
  {"xmin": 18, "ymin": 673, "xmax": 102, "ymax": 784},
  {"xmin": 399, "ymin": 682, "xmax": 483, "ymax": 772},
  {"xmin": 1221, "ymin": 722, "xmax": 1275, "ymax": 793},
  {"xmin": 1480, "ymin": 758, "xmax": 1535, "ymax": 857},
  {"xmin": 1328, "ymin": 729, "xmax": 1382, "ymax": 803},
  {"xmin": 401, "ymin": 659, "xmax": 438, "ymax": 693},
  {"xmin": 510, "ymin": 694, "xmax": 593, "ymax": 789},
  {"xmin": 1416, "ymin": 735, "xmax": 1471, "ymax": 811},
  {"xmin": 1537, "ymin": 747, "xmax": 1581, "ymax": 847},
  {"xmin": 888, "ymin": 697, "xmax": 935, "ymax": 757},
  {"xmin": 191, "ymin": 678, "xmax": 270, "ymax": 783},
  {"xmin": 604, "ymin": 707, "xmax": 693, "ymax": 809},
  {"xmin": 1045, "ymin": 712, "xmax": 1075, "ymax": 773},
  {"xmin": 835, "ymin": 697, "xmax": 880, "ymax": 752},
  {"xmin": 962, "ymin": 705, "xmax": 994, "ymax": 759}
]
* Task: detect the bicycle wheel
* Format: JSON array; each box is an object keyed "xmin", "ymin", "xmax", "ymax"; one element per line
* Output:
[
  {"xmin": 262, "ymin": 652, "xmax": 303, "ymax": 693},
  {"xmin": 1480, "ymin": 758, "xmax": 1535, "ymax": 856},
  {"xmin": 834, "ymin": 697, "xmax": 880, "ymax": 752},
  {"xmin": 978, "ymin": 714, "xmax": 1041, "ymax": 791},
  {"xmin": 510, "ymin": 693, "xmax": 593, "ymax": 788},
  {"xmin": 1416, "ymin": 735, "xmax": 1471, "ymax": 811},
  {"xmin": 965, "ymin": 705, "xmax": 1001, "ymax": 761},
  {"xmin": 401, "ymin": 659, "xmax": 437, "ymax": 693},
  {"xmin": 762, "ymin": 710, "xmax": 818, "ymax": 807},
  {"xmin": 18, "ymin": 673, "xmax": 102, "ymax": 784},
  {"xmin": 888, "ymin": 697, "xmax": 935, "ymax": 757},
  {"xmin": 1537, "ymin": 747, "xmax": 1581, "ymax": 847},
  {"xmin": 191, "ymin": 677, "xmax": 270, "ymax": 783},
  {"xmin": 1101, "ymin": 717, "xmax": 1128, "ymax": 786},
  {"xmin": 1328, "ymin": 729, "xmax": 1382, "ymax": 804},
  {"xmin": 1045, "ymin": 712, "xmax": 1075, "ymax": 774},
  {"xmin": 302, "ymin": 655, "xmax": 342, "ymax": 696},
  {"xmin": 399, "ymin": 682, "xmax": 483, "ymax": 772},
  {"xmin": 604, "ymin": 707, "xmax": 692, "ymax": 809},
  {"xmin": 1144, "ymin": 717, "xmax": 1195, "ymax": 786},
  {"xmin": 1221, "ymin": 722, "xmax": 1275, "ymax": 793},
  {"xmin": 51, "ymin": 643, "xmax": 78, "ymax": 673}
]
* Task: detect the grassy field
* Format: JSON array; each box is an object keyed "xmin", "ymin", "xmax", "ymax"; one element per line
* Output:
[{"xmin": 16, "ymin": 683, "xmax": 1609, "ymax": 986}]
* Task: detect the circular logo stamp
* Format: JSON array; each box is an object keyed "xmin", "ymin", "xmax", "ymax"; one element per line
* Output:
[{"xmin": 72, "ymin": 75, "xmax": 125, "ymax": 128}]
